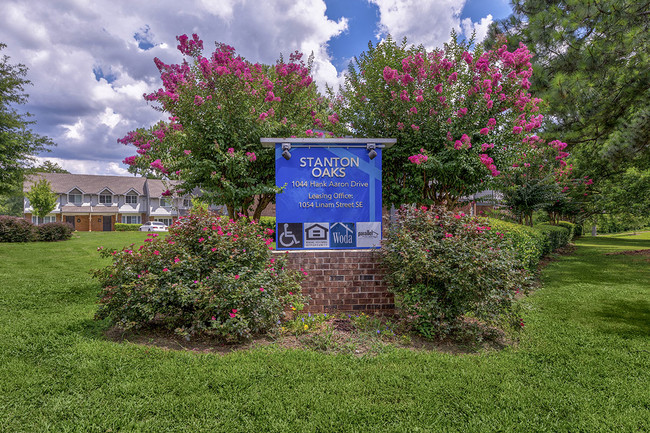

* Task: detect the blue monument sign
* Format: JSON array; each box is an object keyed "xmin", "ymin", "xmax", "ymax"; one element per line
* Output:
[{"xmin": 261, "ymin": 138, "xmax": 396, "ymax": 250}]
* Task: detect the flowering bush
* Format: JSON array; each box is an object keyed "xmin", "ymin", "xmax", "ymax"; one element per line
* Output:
[
  {"xmin": 120, "ymin": 34, "xmax": 326, "ymax": 220},
  {"xmin": 332, "ymin": 34, "xmax": 545, "ymax": 208},
  {"xmin": 94, "ymin": 209, "xmax": 305, "ymax": 341},
  {"xmin": 382, "ymin": 205, "xmax": 531, "ymax": 339}
]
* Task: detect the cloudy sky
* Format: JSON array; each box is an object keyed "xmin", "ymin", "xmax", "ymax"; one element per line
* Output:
[{"xmin": 1, "ymin": 0, "xmax": 511, "ymax": 176}]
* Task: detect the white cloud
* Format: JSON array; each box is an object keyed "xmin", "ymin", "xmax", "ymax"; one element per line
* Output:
[
  {"xmin": 461, "ymin": 14, "xmax": 493, "ymax": 44},
  {"xmin": 370, "ymin": 0, "xmax": 466, "ymax": 49},
  {"xmin": 370, "ymin": 0, "xmax": 494, "ymax": 49},
  {"xmin": 0, "ymin": 0, "xmax": 349, "ymax": 173},
  {"xmin": 32, "ymin": 157, "xmax": 132, "ymax": 176}
]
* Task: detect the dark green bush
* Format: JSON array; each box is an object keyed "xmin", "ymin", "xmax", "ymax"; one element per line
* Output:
[
  {"xmin": 0, "ymin": 216, "xmax": 35, "ymax": 242},
  {"xmin": 535, "ymin": 224, "xmax": 571, "ymax": 254},
  {"xmin": 382, "ymin": 205, "xmax": 531, "ymax": 339},
  {"xmin": 94, "ymin": 209, "xmax": 305, "ymax": 341},
  {"xmin": 556, "ymin": 221, "xmax": 576, "ymax": 241},
  {"xmin": 487, "ymin": 218, "xmax": 545, "ymax": 271},
  {"xmin": 36, "ymin": 222, "xmax": 74, "ymax": 241},
  {"xmin": 115, "ymin": 223, "xmax": 141, "ymax": 231}
]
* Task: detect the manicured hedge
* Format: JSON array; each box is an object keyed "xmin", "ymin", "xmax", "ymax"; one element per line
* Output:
[
  {"xmin": 115, "ymin": 223, "xmax": 141, "ymax": 231},
  {"xmin": 535, "ymin": 224, "xmax": 572, "ymax": 254},
  {"xmin": 557, "ymin": 221, "xmax": 577, "ymax": 241},
  {"xmin": 0, "ymin": 217, "xmax": 73, "ymax": 242},
  {"xmin": 0, "ymin": 216, "xmax": 35, "ymax": 242},
  {"xmin": 36, "ymin": 222, "xmax": 74, "ymax": 241},
  {"xmin": 487, "ymin": 218, "xmax": 545, "ymax": 271}
]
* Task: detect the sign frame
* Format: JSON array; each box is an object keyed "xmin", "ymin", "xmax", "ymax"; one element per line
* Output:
[{"xmin": 261, "ymin": 138, "xmax": 396, "ymax": 251}]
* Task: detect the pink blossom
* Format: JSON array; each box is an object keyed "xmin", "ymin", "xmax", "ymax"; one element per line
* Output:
[
  {"xmin": 246, "ymin": 151, "xmax": 257, "ymax": 162},
  {"xmin": 411, "ymin": 124, "xmax": 420, "ymax": 131},
  {"xmin": 260, "ymin": 287, "xmax": 265, "ymax": 292},
  {"xmin": 513, "ymin": 126, "xmax": 523, "ymax": 134},
  {"xmin": 434, "ymin": 83, "xmax": 443, "ymax": 93},
  {"xmin": 198, "ymin": 237, "xmax": 205, "ymax": 242},
  {"xmin": 408, "ymin": 153, "xmax": 428, "ymax": 164},
  {"xmin": 153, "ymin": 250, "xmax": 160, "ymax": 255},
  {"xmin": 227, "ymin": 148, "xmax": 234, "ymax": 155},
  {"xmin": 410, "ymin": 106, "xmax": 417, "ymax": 115},
  {"xmin": 234, "ymin": 275, "xmax": 239, "ymax": 279},
  {"xmin": 480, "ymin": 128, "xmax": 489, "ymax": 135},
  {"xmin": 184, "ymin": 149, "xmax": 191, "ymax": 155},
  {"xmin": 163, "ymin": 268, "xmax": 169, "ymax": 272},
  {"xmin": 194, "ymin": 95, "xmax": 204, "ymax": 106}
]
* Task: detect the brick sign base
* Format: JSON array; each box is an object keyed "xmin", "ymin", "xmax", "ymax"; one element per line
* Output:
[{"xmin": 275, "ymin": 249, "xmax": 395, "ymax": 314}]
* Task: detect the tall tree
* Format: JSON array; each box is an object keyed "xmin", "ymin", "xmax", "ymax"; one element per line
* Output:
[
  {"xmin": 332, "ymin": 34, "xmax": 546, "ymax": 208},
  {"xmin": 488, "ymin": 0, "xmax": 650, "ymax": 177},
  {"xmin": 26, "ymin": 178, "xmax": 58, "ymax": 220},
  {"xmin": 0, "ymin": 43, "xmax": 54, "ymax": 195},
  {"xmin": 120, "ymin": 34, "xmax": 326, "ymax": 220}
]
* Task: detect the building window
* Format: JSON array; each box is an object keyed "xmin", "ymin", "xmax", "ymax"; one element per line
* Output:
[
  {"xmin": 32, "ymin": 216, "xmax": 56, "ymax": 225},
  {"xmin": 121, "ymin": 215, "xmax": 142, "ymax": 224},
  {"xmin": 160, "ymin": 198, "xmax": 172, "ymax": 207},
  {"xmin": 125, "ymin": 194, "xmax": 138, "ymax": 204},
  {"xmin": 156, "ymin": 218, "xmax": 173, "ymax": 226},
  {"xmin": 99, "ymin": 191, "xmax": 112, "ymax": 204},
  {"xmin": 69, "ymin": 193, "xmax": 82, "ymax": 204},
  {"xmin": 182, "ymin": 198, "xmax": 191, "ymax": 208}
]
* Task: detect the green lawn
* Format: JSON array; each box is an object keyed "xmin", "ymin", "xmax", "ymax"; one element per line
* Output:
[{"xmin": 0, "ymin": 231, "xmax": 648, "ymax": 432}]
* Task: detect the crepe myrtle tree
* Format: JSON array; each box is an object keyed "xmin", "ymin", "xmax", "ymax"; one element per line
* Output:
[
  {"xmin": 331, "ymin": 33, "xmax": 545, "ymax": 208},
  {"xmin": 120, "ymin": 34, "xmax": 330, "ymax": 220}
]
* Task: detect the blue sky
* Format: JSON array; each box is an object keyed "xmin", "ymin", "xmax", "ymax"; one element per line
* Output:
[{"xmin": 0, "ymin": 0, "xmax": 513, "ymax": 175}]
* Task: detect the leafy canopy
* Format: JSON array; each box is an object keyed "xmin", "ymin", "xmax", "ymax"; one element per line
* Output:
[
  {"xmin": 331, "ymin": 34, "xmax": 546, "ymax": 208},
  {"xmin": 120, "ymin": 34, "xmax": 328, "ymax": 219},
  {"xmin": 26, "ymin": 178, "xmax": 58, "ymax": 219},
  {"xmin": 0, "ymin": 43, "xmax": 54, "ymax": 196}
]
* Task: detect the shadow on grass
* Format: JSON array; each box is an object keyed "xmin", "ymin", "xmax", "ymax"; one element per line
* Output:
[{"xmin": 591, "ymin": 299, "xmax": 650, "ymax": 338}]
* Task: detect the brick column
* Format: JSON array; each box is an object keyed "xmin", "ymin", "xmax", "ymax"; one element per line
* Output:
[{"xmin": 275, "ymin": 249, "xmax": 394, "ymax": 314}]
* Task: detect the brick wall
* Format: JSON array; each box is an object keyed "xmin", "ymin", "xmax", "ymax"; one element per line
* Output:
[{"xmin": 276, "ymin": 249, "xmax": 394, "ymax": 314}]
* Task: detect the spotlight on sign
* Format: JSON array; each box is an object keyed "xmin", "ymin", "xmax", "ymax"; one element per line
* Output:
[
  {"xmin": 282, "ymin": 143, "xmax": 292, "ymax": 160},
  {"xmin": 366, "ymin": 143, "xmax": 377, "ymax": 160}
]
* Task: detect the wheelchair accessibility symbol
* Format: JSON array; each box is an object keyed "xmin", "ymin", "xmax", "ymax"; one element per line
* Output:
[{"xmin": 277, "ymin": 223, "xmax": 303, "ymax": 248}]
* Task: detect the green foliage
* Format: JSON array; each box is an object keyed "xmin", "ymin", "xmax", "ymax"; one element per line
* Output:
[
  {"xmin": 25, "ymin": 178, "xmax": 58, "ymax": 219},
  {"xmin": 593, "ymin": 213, "xmax": 650, "ymax": 234},
  {"xmin": 36, "ymin": 222, "xmax": 73, "ymax": 242},
  {"xmin": 0, "ymin": 44, "xmax": 54, "ymax": 196},
  {"xmin": 382, "ymin": 205, "xmax": 530, "ymax": 339},
  {"xmin": 490, "ymin": 0, "xmax": 650, "ymax": 216},
  {"xmin": 114, "ymin": 223, "xmax": 141, "ymax": 232},
  {"xmin": 94, "ymin": 209, "xmax": 305, "ymax": 341},
  {"xmin": 487, "ymin": 218, "xmax": 545, "ymax": 271},
  {"xmin": 535, "ymin": 224, "xmax": 571, "ymax": 254},
  {"xmin": 332, "ymin": 34, "xmax": 545, "ymax": 208},
  {"xmin": 556, "ymin": 221, "xmax": 576, "ymax": 240}
]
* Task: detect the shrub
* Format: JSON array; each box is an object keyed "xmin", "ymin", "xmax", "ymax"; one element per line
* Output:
[
  {"xmin": 36, "ymin": 222, "xmax": 73, "ymax": 241},
  {"xmin": 93, "ymin": 208, "xmax": 305, "ymax": 341},
  {"xmin": 535, "ymin": 224, "xmax": 571, "ymax": 254},
  {"xmin": 115, "ymin": 223, "xmax": 141, "ymax": 231},
  {"xmin": 487, "ymin": 218, "xmax": 545, "ymax": 271},
  {"xmin": 0, "ymin": 216, "xmax": 35, "ymax": 242},
  {"xmin": 257, "ymin": 216, "xmax": 276, "ymax": 242},
  {"xmin": 382, "ymin": 205, "xmax": 531, "ymax": 339},
  {"xmin": 556, "ymin": 221, "xmax": 576, "ymax": 241}
]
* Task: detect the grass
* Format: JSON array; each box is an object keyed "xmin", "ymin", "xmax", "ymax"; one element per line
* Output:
[{"xmin": 1, "ymin": 231, "xmax": 649, "ymax": 432}]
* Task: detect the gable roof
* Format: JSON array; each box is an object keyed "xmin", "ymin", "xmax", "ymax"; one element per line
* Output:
[
  {"xmin": 145, "ymin": 179, "xmax": 182, "ymax": 198},
  {"xmin": 24, "ymin": 173, "xmax": 147, "ymax": 195}
]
